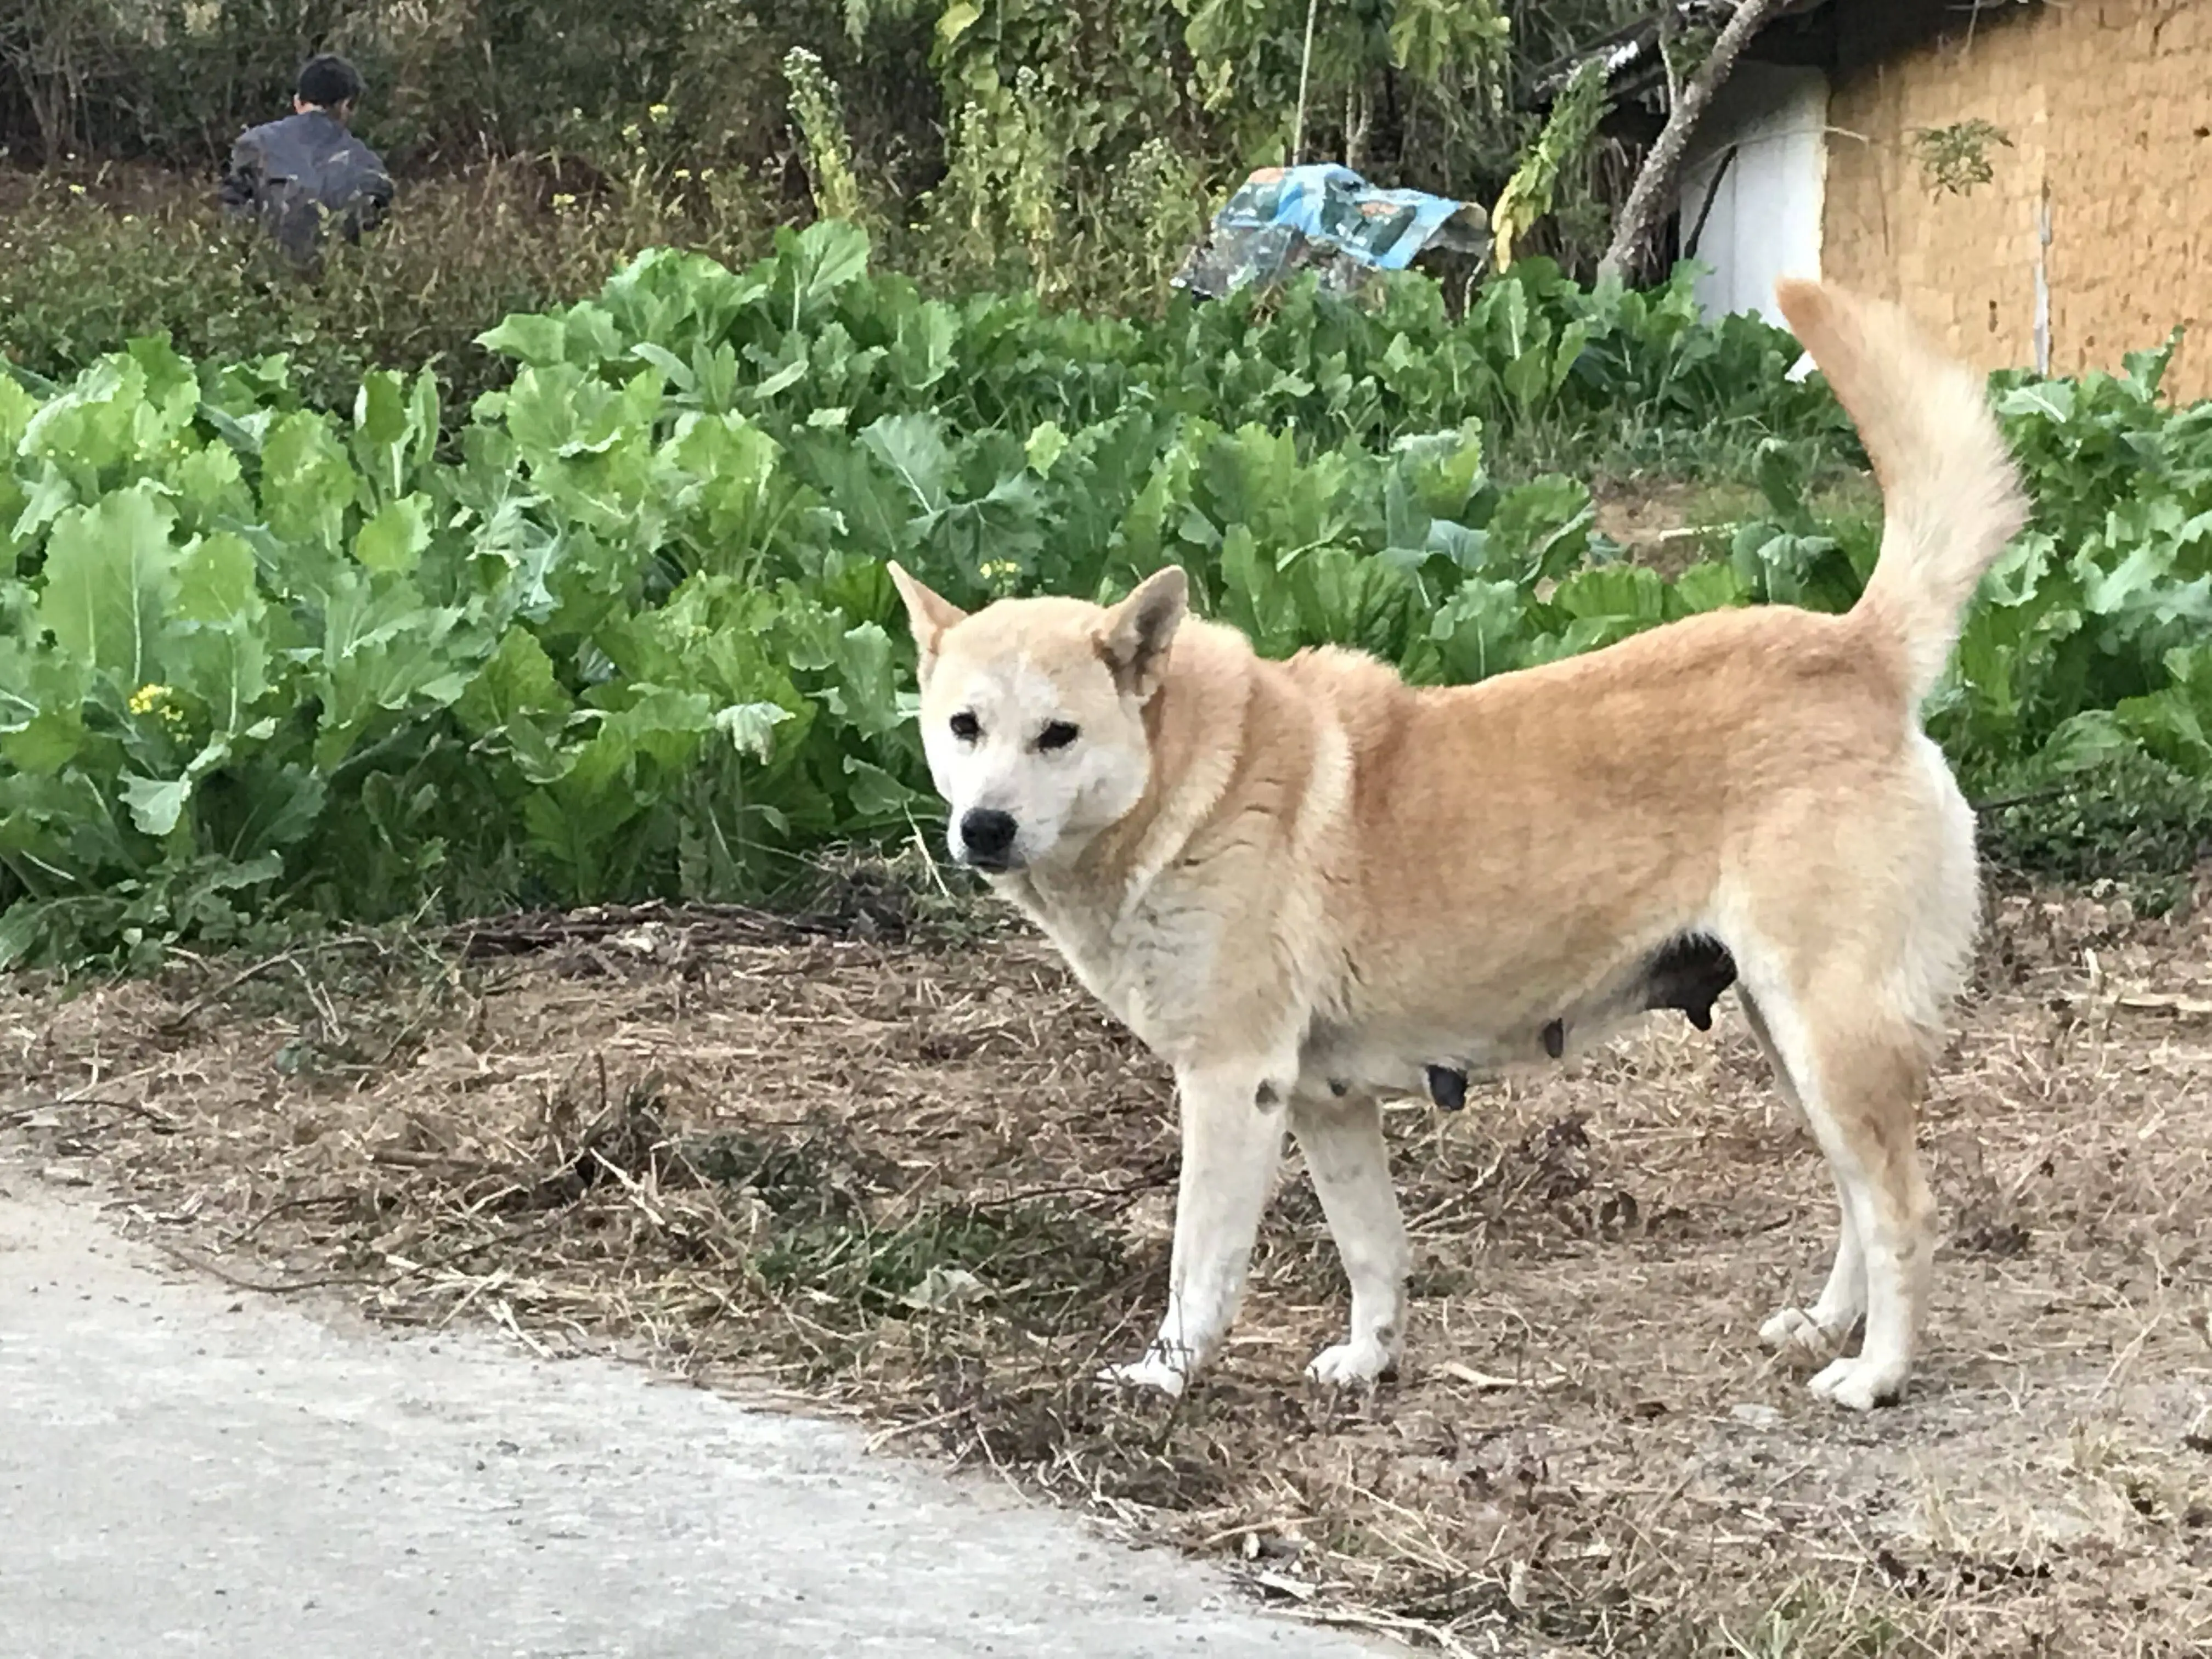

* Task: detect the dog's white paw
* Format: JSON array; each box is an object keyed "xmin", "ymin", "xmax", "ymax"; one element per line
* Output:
[
  {"xmin": 1759, "ymin": 1305, "xmax": 1847, "ymax": 1358},
  {"xmin": 1305, "ymin": 1339, "xmax": 1396, "ymax": 1390},
  {"xmin": 1807, "ymin": 1353, "xmax": 1908, "ymax": 1412},
  {"xmin": 1096, "ymin": 1354, "xmax": 1188, "ymax": 1398}
]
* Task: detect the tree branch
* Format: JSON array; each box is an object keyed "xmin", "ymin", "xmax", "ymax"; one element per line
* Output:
[{"xmin": 1598, "ymin": 0, "xmax": 1791, "ymax": 284}]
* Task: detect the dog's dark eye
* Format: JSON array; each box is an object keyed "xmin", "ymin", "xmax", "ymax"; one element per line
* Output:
[
  {"xmin": 950, "ymin": 712, "xmax": 981, "ymax": 742},
  {"xmin": 1037, "ymin": 721, "xmax": 1080, "ymax": 752}
]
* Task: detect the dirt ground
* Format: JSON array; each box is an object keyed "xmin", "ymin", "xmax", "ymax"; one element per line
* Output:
[
  {"xmin": 1591, "ymin": 475, "xmax": 1885, "ymax": 580},
  {"xmin": 1592, "ymin": 479, "xmax": 1735, "ymax": 578},
  {"xmin": 3, "ymin": 877, "xmax": 2209, "ymax": 1657}
]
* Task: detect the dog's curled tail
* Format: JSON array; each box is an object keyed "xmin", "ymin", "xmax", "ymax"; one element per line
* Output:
[{"xmin": 1776, "ymin": 279, "xmax": 2030, "ymax": 706}]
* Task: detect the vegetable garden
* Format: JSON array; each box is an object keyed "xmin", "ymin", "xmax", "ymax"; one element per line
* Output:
[{"xmin": 7, "ymin": 222, "xmax": 2210, "ymax": 968}]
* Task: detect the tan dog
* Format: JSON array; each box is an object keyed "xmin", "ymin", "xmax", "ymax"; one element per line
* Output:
[{"xmin": 887, "ymin": 280, "xmax": 2027, "ymax": 1411}]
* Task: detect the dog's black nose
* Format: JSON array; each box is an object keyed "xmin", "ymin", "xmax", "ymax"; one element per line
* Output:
[{"xmin": 959, "ymin": 808, "xmax": 1018, "ymax": 866}]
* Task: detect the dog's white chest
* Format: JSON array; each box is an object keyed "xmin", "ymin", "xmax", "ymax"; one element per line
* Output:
[{"xmin": 1013, "ymin": 878, "xmax": 1221, "ymax": 1058}]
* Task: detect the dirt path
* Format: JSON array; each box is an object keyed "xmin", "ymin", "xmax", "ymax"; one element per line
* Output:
[{"xmin": 0, "ymin": 1176, "xmax": 1383, "ymax": 1659}]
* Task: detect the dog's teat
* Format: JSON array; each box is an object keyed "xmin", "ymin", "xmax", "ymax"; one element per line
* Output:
[
  {"xmin": 1424, "ymin": 1064, "xmax": 1466, "ymax": 1111},
  {"xmin": 1639, "ymin": 935, "xmax": 1737, "ymax": 1033}
]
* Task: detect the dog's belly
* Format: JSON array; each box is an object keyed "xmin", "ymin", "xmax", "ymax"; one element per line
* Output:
[
  {"xmin": 1302, "ymin": 933, "xmax": 1738, "ymax": 1104},
  {"xmin": 1297, "ymin": 1020, "xmax": 1541, "ymax": 1101}
]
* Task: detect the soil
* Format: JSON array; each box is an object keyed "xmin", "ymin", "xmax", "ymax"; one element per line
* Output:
[
  {"xmin": 1592, "ymin": 479, "xmax": 1732, "ymax": 578},
  {"xmin": 3, "ymin": 879, "xmax": 2209, "ymax": 1657},
  {"xmin": 1590, "ymin": 473, "xmax": 1885, "ymax": 581}
]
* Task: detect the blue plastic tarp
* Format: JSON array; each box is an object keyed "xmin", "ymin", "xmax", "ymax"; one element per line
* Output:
[{"xmin": 1172, "ymin": 164, "xmax": 1491, "ymax": 298}]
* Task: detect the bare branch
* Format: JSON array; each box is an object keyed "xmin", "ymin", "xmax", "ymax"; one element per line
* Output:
[{"xmin": 1598, "ymin": 0, "xmax": 1791, "ymax": 284}]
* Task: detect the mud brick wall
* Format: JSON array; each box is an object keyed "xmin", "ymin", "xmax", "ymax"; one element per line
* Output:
[{"xmin": 1821, "ymin": 1, "xmax": 2212, "ymax": 400}]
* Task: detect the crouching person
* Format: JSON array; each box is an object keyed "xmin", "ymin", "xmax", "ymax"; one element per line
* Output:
[{"xmin": 218, "ymin": 54, "xmax": 393, "ymax": 272}]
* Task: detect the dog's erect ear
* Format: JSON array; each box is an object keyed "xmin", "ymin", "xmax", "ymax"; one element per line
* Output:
[
  {"xmin": 886, "ymin": 562, "xmax": 968, "ymax": 679},
  {"xmin": 1099, "ymin": 566, "xmax": 1188, "ymax": 699}
]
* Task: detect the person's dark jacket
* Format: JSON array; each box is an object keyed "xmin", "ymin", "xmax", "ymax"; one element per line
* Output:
[{"xmin": 218, "ymin": 109, "xmax": 393, "ymax": 268}]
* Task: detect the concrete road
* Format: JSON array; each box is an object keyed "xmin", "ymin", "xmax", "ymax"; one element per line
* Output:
[{"xmin": 0, "ymin": 1173, "xmax": 1382, "ymax": 1659}]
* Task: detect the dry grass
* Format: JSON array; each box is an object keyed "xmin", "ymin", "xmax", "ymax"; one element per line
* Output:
[
  {"xmin": 0, "ymin": 156, "xmax": 783, "ymax": 413},
  {"xmin": 5, "ymin": 877, "xmax": 2211, "ymax": 1657}
]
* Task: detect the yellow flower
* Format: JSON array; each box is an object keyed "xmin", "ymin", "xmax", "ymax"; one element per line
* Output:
[
  {"xmin": 551, "ymin": 192, "xmax": 577, "ymax": 209},
  {"xmin": 67, "ymin": 183, "xmax": 86, "ymax": 196},
  {"xmin": 672, "ymin": 168, "xmax": 692, "ymax": 182},
  {"xmin": 648, "ymin": 103, "xmax": 672, "ymax": 122},
  {"xmin": 127, "ymin": 683, "xmax": 173, "ymax": 715}
]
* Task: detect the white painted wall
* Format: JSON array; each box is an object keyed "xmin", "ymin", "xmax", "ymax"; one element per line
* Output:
[{"xmin": 1675, "ymin": 64, "xmax": 1830, "ymax": 329}]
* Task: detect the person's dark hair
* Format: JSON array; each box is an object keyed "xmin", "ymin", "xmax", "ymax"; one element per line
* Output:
[{"xmin": 296, "ymin": 54, "xmax": 364, "ymax": 110}]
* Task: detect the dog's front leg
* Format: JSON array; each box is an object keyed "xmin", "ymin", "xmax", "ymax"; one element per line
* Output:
[{"xmin": 1098, "ymin": 1061, "xmax": 1288, "ymax": 1398}]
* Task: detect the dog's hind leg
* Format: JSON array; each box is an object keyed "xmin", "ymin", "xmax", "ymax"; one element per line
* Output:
[
  {"xmin": 1097, "ymin": 1059, "xmax": 1289, "ymax": 1397},
  {"xmin": 1746, "ymin": 992, "xmax": 1867, "ymax": 1360},
  {"xmin": 1735, "ymin": 960, "xmax": 1942, "ymax": 1410},
  {"xmin": 1730, "ymin": 738, "xmax": 1976, "ymax": 1410},
  {"xmin": 1290, "ymin": 1088, "xmax": 1410, "ymax": 1388}
]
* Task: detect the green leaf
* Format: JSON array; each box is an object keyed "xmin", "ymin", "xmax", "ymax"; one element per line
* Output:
[
  {"xmin": 1554, "ymin": 564, "xmax": 1667, "ymax": 625},
  {"xmin": 1752, "ymin": 438, "xmax": 1816, "ymax": 530},
  {"xmin": 357, "ymin": 370, "xmax": 411, "ymax": 449},
  {"xmin": 166, "ymin": 531, "xmax": 272, "ymax": 733},
  {"xmin": 1429, "ymin": 578, "xmax": 1526, "ymax": 684},
  {"xmin": 1669, "ymin": 561, "xmax": 1748, "ymax": 616},
  {"xmin": 354, "ymin": 494, "xmax": 434, "ymax": 575},
  {"xmin": 122, "ymin": 736, "xmax": 238, "ymax": 838},
  {"xmin": 1486, "ymin": 476, "xmax": 1592, "ymax": 582},
  {"xmin": 0, "ymin": 374, "xmax": 35, "ymax": 450},
  {"xmin": 842, "ymin": 756, "xmax": 913, "ymax": 819},
  {"xmin": 820, "ymin": 623, "xmax": 906, "ymax": 738},
  {"xmin": 261, "ymin": 411, "xmax": 359, "ymax": 554},
  {"xmin": 229, "ymin": 764, "xmax": 328, "ymax": 857},
  {"xmin": 37, "ymin": 483, "xmax": 178, "ymax": 684},
  {"xmin": 1, "ymin": 709, "xmax": 84, "ymax": 774},
  {"xmin": 477, "ymin": 312, "xmax": 570, "ymax": 366},
  {"xmin": 0, "ymin": 632, "xmax": 90, "ymax": 773},
  {"xmin": 936, "ymin": 0, "xmax": 981, "ymax": 44},
  {"xmin": 775, "ymin": 219, "xmax": 872, "ymax": 324},
  {"xmin": 173, "ymin": 532, "xmax": 262, "ymax": 625},
  {"xmin": 860, "ymin": 414, "xmax": 953, "ymax": 515},
  {"xmin": 0, "ymin": 902, "xmax": 46, "ymax": 971},
  {"xmin": 1025, "ymin": 420, "xmax": 1070, "ymax": 476},
  {"xmin": 121, "ymin": 773, "xmax": 191, "ymax": 838},
  {"xmin": 172, "ymin": 623, "xmax": 270, "ymax": 740},
  {"xmin": 408, "ymin": 371, "xmax": 441, "ymax": 477},
  {"xmin": 167, "ymin": 440, "xmax": 251, "ymax": 524},
  {"xmin": 2038, "ymin": 710, "xmax": 2137, "ymax": 774},
  {"xmin": 456, "ymin": 626, "xmax": 572, "ymax": 736},
  {"xmin": 312, "ymin": 571, "xmax": 478, "ymax": 770},
  {"xmin": 127, "ymin": 335, "xmax": 201, "ymax": 426},
  {"xmin": 630, "ymin": 342, "xmax": 696, "ymax": 391},
  {"xmin": 714, "ymin": 701, "xmax": 794, "ymax": 760},
  {"xmin": 354, "ymin": 370, "xmax": 430, "ymax": 501},
  {"xmin": 1996, "ymin": 381, "xmax": 2074, "ymax": 425}
]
